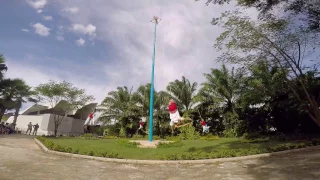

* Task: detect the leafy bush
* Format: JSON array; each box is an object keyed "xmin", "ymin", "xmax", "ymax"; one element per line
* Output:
[
  {"xmin": 53, "ymin": 145, "xmax": 65, "ymax": 152},
  {"xmin": 81, "ymin": 133, "xmax": 96, "ymax": 139},
  {"xmin": 159, "ymin": 150, "xmax": 208, "ymax": 160},
  {"xmin": 242, "ymin": 132, "xmax": 262, "ymax": 139},
  {"xmin": 157, "ymin": 141, "xmax": 184, "ymax": 148},
  {"xmin": 103, "ymin": 136, "xmax": 119, "ymax": 139},
  {"xmin": 199, "ymin": 135, "xmax": 220, "ymax": 141},
  {"xmin": 65, "ymin": 147, "xmax": 73, "ymax": 153},
  {"xmin": 37, "ymin": 136, "xmax": 55, "ymax": 150},
  {"xmin": 266, "ymin": 142, "xmax": 310, "ymax": 152},
  {"xmin": 311, "ymin": 138, "xmax": 320, "ymax": 146},
  {"xmin": 73, "ymin": 149, "xmax": 79, "ymax": 154},
  {"xmin": 91, "ymin": 126, "xmax": 105, "ymax": 136},
  {"xmin": 241, "ymin": 137, "xmax": 270, "ymax": 143},
  {"xmin": 88, "ymin": 151, "xmax": 95, "ymax": 156},
  {"xmin": 178, "ymin": 125, "xmax": 200, "ymax": 140},
  {"xmin": 104, "ymin": 124, "xmax": 121, "ymax": 136},
  {"xmin": 223, "ymin": 129, "xmax": 238, "ymax": 138},
  {"xmin": 116, "ymin": 139, "xmax": 138, "ymax": 148},
  {"xmin": 165, "ymin": 136, "xmax": 181, "ymax": 141}
]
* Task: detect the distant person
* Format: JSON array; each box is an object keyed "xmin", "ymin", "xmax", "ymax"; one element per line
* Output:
[
  {"xmin": 33, "ymin": 123, "xmax": 39, "ymax": 136},
  {"xmin": 26, "ymin": 122, "xmax": 33, "ymax": 135}
]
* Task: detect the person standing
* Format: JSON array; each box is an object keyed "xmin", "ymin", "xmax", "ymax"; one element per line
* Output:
[
  {"xmin": 26, "ymin": 122, "xmax": 32, "ymax": 135},
  {"xmin": 32, "ymin": 123, "xmax": 39, "ymax": 136}
]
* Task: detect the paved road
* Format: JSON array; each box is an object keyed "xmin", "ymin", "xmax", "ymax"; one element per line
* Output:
[{"xmin": 1, "ymin": 135, "xmax": 320, "ymax": 180}]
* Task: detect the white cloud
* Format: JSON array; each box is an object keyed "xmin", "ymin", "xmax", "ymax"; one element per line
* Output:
[
  {"xmin": 26, "ymin": 0, "xmax": 47, "ymax": 13},
  {"xmin": 5, "ymin": 57, "xmax": 104, "ymax": 111},
  {"xmin": 43, "ymin": 16, "xmax": 52, "ymax": 21},
  {"xmin": 76, "ymin": 38, "xmax": 85, "ymax": 46},
  {"xmin": 71, "ymin": 24, "xmax": 96, "ymax": 36},
  {"xmin": 9, "ymin": 1, "xmax": 259, "ymax": 107},
  {"xmin": 62, "ymin": 7, "xmax": 79, "ymax": 14},
  {"xmin": 26, "ymin": 0, "xmax": 47, "ymax": 9},
  {"xmin": 32, "ymin": 23, "xmax": 50, "ymax": 36},
  {"xmin": 21, "ymin": 29, "xmax": 29, "ymax": 32},
  {"xmin": 56, "ymin": 0, "xmax": 247, "ymax": 92}
]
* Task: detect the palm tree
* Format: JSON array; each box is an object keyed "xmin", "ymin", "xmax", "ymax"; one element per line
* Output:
[
  {"xmin": 100, "ymin": 86, "xmax": 138, "ymax": 136},
  {"xmin": 166, "ymin": 76, "xmax": 198, "ymax": 112},
  {"xmin": 0, "ymin": 54, "xmax": 8, "ymax": 79},
  {"xmin": 0, "ymin": 78, "xmax": 36, "ymax": 126},
  {"xmin": 200, "ymin": 64, "xmax": 243, "ymax": 112},
  {"xmin": 131, "ymin": 84, "xmax": 170, "ymax": 134}
]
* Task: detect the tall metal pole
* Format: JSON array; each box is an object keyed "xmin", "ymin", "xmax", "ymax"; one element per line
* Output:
[{"xmin": 149, "ymin": 16, "xmax": 160, "ymax": 142}]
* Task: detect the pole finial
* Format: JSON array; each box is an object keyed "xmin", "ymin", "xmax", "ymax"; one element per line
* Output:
[{"xmin": 151, "ymin": 16, "xmax": 161, "ymax": 24}]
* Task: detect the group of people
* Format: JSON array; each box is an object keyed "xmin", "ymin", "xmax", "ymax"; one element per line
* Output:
[
  {"xmin": 26, "ymin": 122, "xmax": 39, "ymax": 135},
  {"xmin": 137, "ymin": 99, "xmax": 210, "ymax": 135},
  {"xmin": 168, "ymin": 99, "xmax": 209, "ymax": 134},
  {"xmin": 0, "ymin": 122, "xmax": 11, "ymax": 134}
]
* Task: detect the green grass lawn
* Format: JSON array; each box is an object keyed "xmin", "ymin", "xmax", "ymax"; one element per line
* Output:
[{"xmin": 38, "ymin": 136, "xmax": 317, "ymax": 160}]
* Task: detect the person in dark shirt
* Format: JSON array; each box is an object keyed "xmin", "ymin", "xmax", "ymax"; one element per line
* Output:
[{"xmin": 32, "ymin": 123, "xmax": 39, "ymax": 136}]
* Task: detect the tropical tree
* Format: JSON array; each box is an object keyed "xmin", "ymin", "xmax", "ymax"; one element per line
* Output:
[
  {"xmin": 0, "ymin": 54, "xmax": 8, "ymax": 79},
  {"xmin": 100, "ymin": 86, "xmax": 138, "ymax": 136},
  {"xmin": 131, "ymin": 83, "xmax": 170, "ymax": 135},
  {"xmin": 200, "ymin": 64, "xmax": 243, "ymax": 112},
  {"xmin": 166, "ymin": 76, "xmax": 198, "ymax": 112},
  {"xmin": 213, "ymin": 11, "xmax": 320, "ymax": 127},
  {"xmin": 200, "ymin": 0, "xmax": 320, "ymax": 31},
  {"xmin": 35, "ymin": 80, "xmax": 94, "ymax": 136},
  {"xmin": 9, "ymin": 79, "xmax": 37, "ymax": 128}
]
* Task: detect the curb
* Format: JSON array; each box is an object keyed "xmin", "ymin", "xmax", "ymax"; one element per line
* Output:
[{"xmin": 34, "ymin": 138, "xmax": 320, "ymax": 164}]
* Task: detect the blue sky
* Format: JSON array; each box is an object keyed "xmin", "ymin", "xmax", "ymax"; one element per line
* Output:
[{"xmin": 1, "ymin": 0, "xmax": 258, "ymax": 110}]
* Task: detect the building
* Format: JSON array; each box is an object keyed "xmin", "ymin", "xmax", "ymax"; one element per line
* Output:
[{"xmin": 6, "ymin": 102, "xmax": 103, "ymax": 136}]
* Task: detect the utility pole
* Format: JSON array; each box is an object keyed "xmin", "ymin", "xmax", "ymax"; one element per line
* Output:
[{"xmin": 149, "ymin": 16, "xmax": 160, "ymax": 142}]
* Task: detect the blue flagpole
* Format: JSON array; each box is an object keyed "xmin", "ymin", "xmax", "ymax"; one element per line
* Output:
[{"xmin": 149, "ymin": 17, "xmax": 159, "ymax": 142}]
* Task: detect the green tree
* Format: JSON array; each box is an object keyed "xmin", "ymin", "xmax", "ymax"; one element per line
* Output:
[
  {"xmin": 213, "ymin": 11, "xmax": 320, "ymax": 127},
  {"xmin": 35, "ymin": 80, "xmax": 94, "ymax": 136},
  {"xmin": 100, "ymin": 86, "xmax": 138, "ymax": 136},
  {"xmin": 0, "ymin": 54, "xmax": 8, "ymax": 79},
  {"xmin": 132, "ymin": 83, "xmax": 170, "ymax": 135},
  {"xmin": 200, "ymin": 64, "xmax": 243, "ymax": 112},
  {"xmin": 166, "ymin": 76, "xmax": 198, "ymax": 112},
  {"xmin": 200, "ymin": 0, "xmax": 320, "ymax": 31}
]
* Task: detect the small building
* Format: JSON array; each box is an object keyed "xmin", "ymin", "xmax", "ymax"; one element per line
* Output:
[{"xmin": 6, "ymin": 102, "xmax": 101, "ymax": 136}]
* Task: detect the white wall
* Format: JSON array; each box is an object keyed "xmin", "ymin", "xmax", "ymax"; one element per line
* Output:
[
  {"xmin": 46, "ymin": 114, "xmax": 84, "ymax": 136},
  {"xmin": 7, "ymin": 115, "xmax": 47, "ymax": 135},
  {"xmin": 7, "ymin": 114, "xmax": 85, "ymax": 136}
]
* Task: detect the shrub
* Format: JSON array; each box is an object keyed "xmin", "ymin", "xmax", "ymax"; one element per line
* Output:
[
  {"xmin": 73, "ymin": 149, "xmax": 79, "ymax": 154},
  {"xmin": 200, "ymin": 135, "xmax": 219, "ymax": 141},
  {"xmin": 81, "ymin": 133, "xmax": 96, "ymax": 139},
  {"xmin": 242, "ymin": 132, "xmax": 262, "ymax": 139},
  {"xmin": 266, "ymin": 142, "xmax": 310, "ymax": 152},
  {"xmin": 223, "ymin": 129, "xmax": 237, "ymax": 138},
  {"xmin": 103, "ymin": 136, "xmax": 119, "ymax": 139},
  {"xmin": 88, "ymin": 151, "xmax": 95, "ymax": 156},
  {"xmin": 178, "ymin": 125, "xmax": 200, "ymax": 140},
  {"xmin": 65, "ymin": 147, "xmax": 73, "ymax": 153},
  {"xmin": 311, "ymin": 138, "xmax": 320, "ymax": 146},
  {"xmin": 116, "ymin": 139, "xmax": 138, "ymax": 148},
  {"xmin": 53, "ymin": 145, "xmax": 65, "ymax": 152},
  {"xmin": 37, "ymin": 137, "xmax": 55, "ymax": 150},
  {"xmin": 157, "ymin": 141, "xmax": 184, "ymax": 148},
  {"xmin": 241, "ymin": 137, "xmax": 270, "ymax": 143}
]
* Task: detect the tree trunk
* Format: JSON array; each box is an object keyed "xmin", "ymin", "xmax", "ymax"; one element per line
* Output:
[
  {"xmin": 54, "ymin": 124, "xmax": 58, "ymax": 136},
  {"xmin": 0, "ymin": 106, "xmax": 6, "ymax": 121},
  {"xmin": 12, "ymin": 101, "xmax": 22, "ymax": 129}
]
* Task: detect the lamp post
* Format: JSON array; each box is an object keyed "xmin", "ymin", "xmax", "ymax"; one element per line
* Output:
[{"xmin": 149, "ymin": 16, "xmax": 160, "ymax": 142}]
